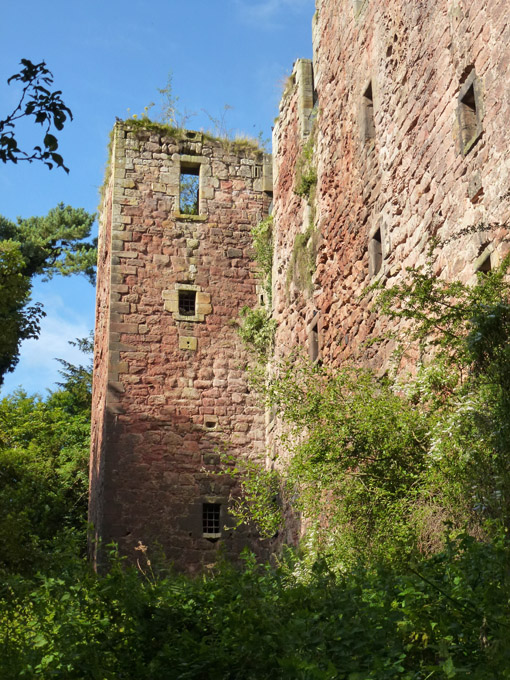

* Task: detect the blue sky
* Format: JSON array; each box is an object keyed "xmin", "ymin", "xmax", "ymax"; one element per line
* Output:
[{"xmin": 1, "ymin": 0, "xmax": 314, "ymax": 396}]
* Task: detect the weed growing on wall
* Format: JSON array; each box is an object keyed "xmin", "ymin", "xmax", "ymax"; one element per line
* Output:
[
  {"xmin": 251, "ymin": 215, "xmax": 273, "ymax": 302},
  {"xmin": 215, "ymin": 454, "xmax": 283, "ymax": 540},
  {"xmin": 286, "ymin": 221, "xmax": 319, "ymax": 297},
  {"xmin": 237, "ymin": 306, "xmax": 276, "ymax": 358},
  {"xmin": 294, "ymin": 133, "xmax": 317, "ymax": 200}
]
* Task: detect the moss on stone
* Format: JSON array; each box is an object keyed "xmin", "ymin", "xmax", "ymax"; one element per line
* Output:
[
  {"xmin": 294, "ymin": 132, "xmax": 317, "ymax": 199},
  {"xmin": 286, "ymin": 221, "xmax": 319, "ymax": 297},
  {"xmin": 123, "ymin": 119, "xmax": 264, "ymax": 155}
]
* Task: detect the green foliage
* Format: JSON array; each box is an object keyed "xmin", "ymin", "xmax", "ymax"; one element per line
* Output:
[
  {"xmin": 265, "ymin": 358, "xmax": 431, "ymax": 565},
  {"xmin": 287, "ymin": 221, "xmax": 318, "ymax": 296},
  {"xmin": 294, "ymin": 132, "xmax": 317, "ymax": 199},
  {"xmin": 264, "ymin": 257, "xmax": 510, "ymax": 569},
  {"xmin": 216, "ymin": 455, "xmax": 283, "ymax": 539},
  {"xmin": 251, "ymin": 216, "xmax": 273, "ymax": 281},
  {"xmin": 0, "ymin": 241, "xmax": 44, "ymax": 381},
  {"xmin": 1, "ymin": 59, "xmax": 72, "ymax": 171},
  {"xmin": 131, "ymin": 70, "xmax": 196, "ymax": 130},
  {"xmin": 251, "ymin": 215, "xmax": 273, "ymax": 302},
  {"xmin": 0, "ymin": 341, "xmax": 92, "ymax": 575},
  {"xmin": 0, "ymin": 204, "xmax": 96, "ymax": 383},
  {"xmin": 374, "ymin": 254, "xmax": 510, "ymax": 372},
  {"xmin": 1, "ymin": 538, "xmax": 510, "ymax": 679},
  {"xmin": 237, "ymin": 305, "xmax": 277, "ymax": 358}
]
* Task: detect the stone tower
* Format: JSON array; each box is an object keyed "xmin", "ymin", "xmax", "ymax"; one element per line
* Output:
[{"xmin": 89, "ymin": 123, "xmax": 271, "ymax": 571}]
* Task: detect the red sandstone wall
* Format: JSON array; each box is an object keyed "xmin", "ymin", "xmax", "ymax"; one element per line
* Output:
[
  {"xmin": 273, "ymin": 0, "xmax": 510, "ymax": 373},
  {"xmin": 88, "ymin": 165, "xmax": 114, "ymax": 560},
  {"xmin": 272, "ymin": 62, "xmax": 316, "ymax": 365},
  {"xmin": 90, "ymin": 124, "xmax": 271, "ymax": 571}
]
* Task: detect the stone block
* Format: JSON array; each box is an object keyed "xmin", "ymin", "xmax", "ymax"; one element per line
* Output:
[
  {"xmin": 196, "ymin": 302, "xmax": 213, "ymax": 315},
  {"xmin": 195, "ymin": 291, "xmax": 211, "ymax": 304},
  {"xmin": 152, "ymin": 182, "xmax": 167, "ymax": 192},
  {"xmin": 110, "ymin": 301, "xmax": 130, "ymax": 314},
  {"xmin": 179, "ymin": 336, "xmax": 198, "ymax": 351},
  {"xmin": 110, "ymin": 322, "xmax": 139, "ymax": 334}
]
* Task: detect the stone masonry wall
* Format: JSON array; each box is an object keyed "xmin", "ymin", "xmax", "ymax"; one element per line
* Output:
[
  {"xmin": 92, "ymin": 0, "xmax": 510, "ymax": 567},
  {"xmin": 272, "ymin": 0, "xmax": 510, "ymax": 375},
  {"xmin": 89, "ymin": 123, "xmax": 271, "ymax": 572},
  {"xmin": 268, "ymin": 0, "xmax": 510, "ymax": 544}
]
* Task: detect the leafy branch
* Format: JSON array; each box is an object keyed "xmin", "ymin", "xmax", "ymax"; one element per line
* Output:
[{"xmin": 1, "ymin": 59, "xmax": 72, "ymax": 172}]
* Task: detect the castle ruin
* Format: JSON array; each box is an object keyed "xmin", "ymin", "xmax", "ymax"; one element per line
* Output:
[{"xmin": 90, "ymin": 0, "xmax": 510, "ymax": 569}]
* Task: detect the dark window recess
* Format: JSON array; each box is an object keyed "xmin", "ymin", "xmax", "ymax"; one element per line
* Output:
[
  {"xmin": 477, "ymin": 254, "xmax": 492, "ymax": 274},
  {"xmin": 178, "ymin": 290, "xmax": 196, "ymax": 316},
  {"xmin": 252, "ymin": 165, "xmax": 262, "ymax": 179},
  {"xmin": 203, "ymin": 503, "xmax": 221, "ymax": 536},
  {"xmin": 309, "ymin": 319, "xmax": 320, "ymax": 363},
  {"xmin": 363, "ymin": 82, "xmax": 375, "ymax": 141},
  {"xmin": 369, "ymin": 228, "xmax": 383, "ymax": 276},
  {"xmin": 180, "ymin": 165, "xmax": 200, "ymax": 215},
  {"xmin": 459, "ymin": 84, "xmax": 477, "ymax": 150}
]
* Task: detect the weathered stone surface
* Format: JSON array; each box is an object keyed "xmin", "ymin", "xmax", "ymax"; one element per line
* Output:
[
  {"xmin": 267, "ymin": 0, "xmax": 510, "ymax": 545},
  {"xmin": 91, "ymin": 0, "xmax": 510, "ymax": 571},
  {"xmin": 272, "ymin": 0, "xmax": 510, "ymax": 375},
  {"xmin": 90, "ymin": 124, "xmax": 271, "ymax": 572}
]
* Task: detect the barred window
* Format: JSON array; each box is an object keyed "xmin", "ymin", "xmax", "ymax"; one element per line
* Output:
[
  {"xmin": 203, "ymin": 503, "xmax": 221, "ymax": 537},
  {"xmin": 178, "ymin": 290, "xmax": 196, "ymax": 316}
]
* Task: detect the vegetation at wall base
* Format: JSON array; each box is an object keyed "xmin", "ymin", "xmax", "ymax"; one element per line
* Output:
[{"xmin": 2, "ymin": 263, "xmax": 510, "ymax": 677}]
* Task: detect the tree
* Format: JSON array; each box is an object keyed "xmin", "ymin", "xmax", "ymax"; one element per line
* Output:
[
  {"xmin": 1, "ymin": 59, "xmax": 72, "ymax": 172},
  {"xmin": 0, "ymin": 204, "xmax": 96, "ymax": 384},
  {"xmin": 0, "ymin": 340, "xmax": 92, "ymax": 575}
]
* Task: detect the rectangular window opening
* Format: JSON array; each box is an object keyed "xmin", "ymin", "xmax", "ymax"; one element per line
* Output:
[
  {"xmin": 363, "ymin": 82, "xmax": 375, "ymax": 142},
  {"xmin": 203, "ymin": 503, "xmax": 221, "ymax": 537},
  {"xmin": 180, "ymin": 165, "xmax": 200, "ymax": 215},
  {"xmin": 369, "ymin": 228, "xmax": 383, "ymax": 276},
  {"xmin": 178, "ymin": 290, "xmax": 196, "ymax": 316}
]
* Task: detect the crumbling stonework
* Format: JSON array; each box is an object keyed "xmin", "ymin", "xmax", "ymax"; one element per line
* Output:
[
  {"xmin": 91, "ymin": 0, "xmax": 510, "ymax": 567},
  {"xmin": 89, "ymin": 124, "xmax": 271, "ymax": 571},
  {"xmin": 272, "ymin": 0, "xmax": 510, "ymax": 373}
]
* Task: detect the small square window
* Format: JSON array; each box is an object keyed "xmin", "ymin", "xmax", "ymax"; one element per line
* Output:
[
  {"xmin": 203, "ymin": 503, "xmax": 221, "ymax": 537},
  {"xmin": 180, "ymin": 164, "xmax": 200, "ymax": 215},
  {"xmin": 178, "ymin": 290, "xmax": 196, "ymax": 316}
]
